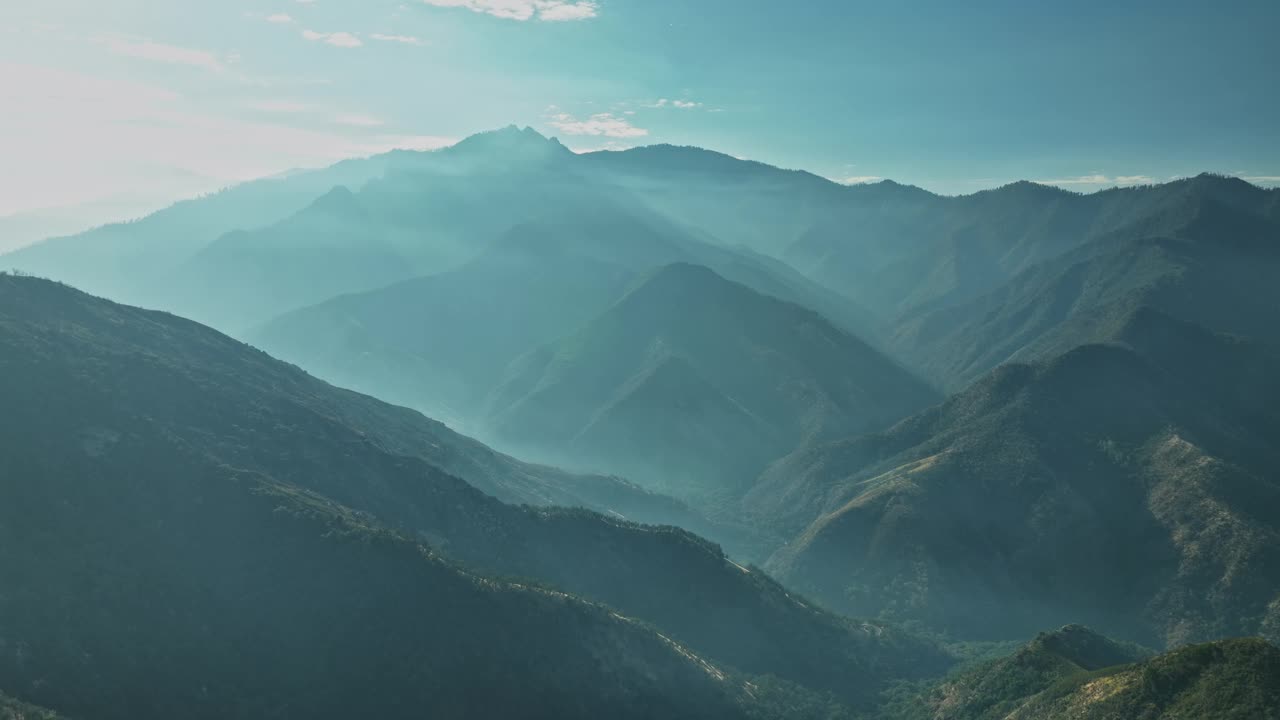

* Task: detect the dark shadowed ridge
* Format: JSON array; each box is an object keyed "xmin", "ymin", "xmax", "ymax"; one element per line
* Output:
[{"xmin": 0, "ymin": 274, "xmax": 953, "ymax": 716}]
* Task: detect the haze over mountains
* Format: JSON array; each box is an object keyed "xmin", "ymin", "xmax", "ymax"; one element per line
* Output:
[
  {"xmin": 3, "ymin": 126, "xmax": 1279, "ymax": 718},
  {"xmin": 484, "ymin": 262, "xmax": 937, "ymax": 502}
]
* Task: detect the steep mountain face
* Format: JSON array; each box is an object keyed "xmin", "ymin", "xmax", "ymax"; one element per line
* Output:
[
  {"xmin": 485, "ymin": 263, "xmax": 939, "ymax": 502},
  {"xmin": 889, "ymin": 185, "xmax": 1280, "ymax": 390},
  {"xmin": 0, "ymin": 275, "xmax": 952, "ymax": 713},
  {"xmin": 882, "ymin": 626, "xmax": 1280, "ymax": 720},
  {"xmin": 762, "ymin": 309, "xmax": 1280, "ymax": 646}
]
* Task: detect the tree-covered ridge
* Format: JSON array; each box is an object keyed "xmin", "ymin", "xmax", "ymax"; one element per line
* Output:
[
  {"xmin": 763, "ymin": 309, "xmax": 1280, "ymax": 646},
  {"xmin": 0, "ymin": 274, "xmax": 950, "ymax": 715},
  {"xmin": 881, "ymin": 627, "xmax": 1280, "ymax": 720},
  {"xmin": 881, "ymin": 625, "xmax": 1150, "ymax": 720},
  {"xmin": 0, "ymin": 272, "xmax": 763, "ymax": 719}
]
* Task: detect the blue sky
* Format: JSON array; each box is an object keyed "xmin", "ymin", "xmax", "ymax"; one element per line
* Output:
[{"xmin": 2, "ymin": 0, "xmax": 1278, "ymax": 217}]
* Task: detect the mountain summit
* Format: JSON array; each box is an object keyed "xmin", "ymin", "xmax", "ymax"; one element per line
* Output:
[{"xmin": 438, "ymin": 125, "xmax": 573, "ymax": 166}]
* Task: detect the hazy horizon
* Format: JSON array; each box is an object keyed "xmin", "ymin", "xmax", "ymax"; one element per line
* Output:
[{"xmin": 3, "ymin": 0, "xmax": 1278, "ymax": 220}]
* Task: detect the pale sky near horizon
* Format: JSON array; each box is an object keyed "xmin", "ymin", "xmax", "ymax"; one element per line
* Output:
[{"xmin": 2, "ymin": 0, "xmax": 1278, "ymax": 219}]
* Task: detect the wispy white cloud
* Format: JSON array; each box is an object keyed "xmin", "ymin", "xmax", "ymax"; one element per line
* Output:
[
  {"xmin": 266, "ymin": 13, "xmax": 296, "ymax": 23},
  {"xmin": 836, "ymin": 175, "xmax": 884, "ymax": 185},
  {"xmin": 1235, "ymin": 173, "xmax": 1280, "ymax": 186},
  {"xmin": 645, "ymin": 98, "xmax": 703, "ymax": 109},
  {"xmin": 547, "ymin": 110, "xmax": 648, "ymax": 138},
  {"xmin": 537, "ymin": 2, "xmax": 597, "ymax": 20},
  {"xmin": 421, "ymin": 0, "xmax": 598, "ymax": 22},
  {"xmin": 301, "ymin": 29, "xmax": 362, "ymax": 48},
  {"xmin": 100, "ymin": 35, "xmax": 227, "ymax": 72},
  {"xmin": 1034, "ymin": 173, "xmax": 1156, "ymax": 187},
  {"xmin": 369, "ymin": 33, "xmax": 425, "ymax": 45}
]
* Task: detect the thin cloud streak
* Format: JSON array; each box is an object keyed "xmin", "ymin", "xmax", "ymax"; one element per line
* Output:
[
  {"xmin": 421, "ymin": 0, "xmax": 598, "ymax": 22},
  {"xmin": 301, "ymin": 30, "xmax": 363, "ymax": 48},
  {"xmin": 547, "ymin": 111, "xmax": 648, "ymax": 138},
  {"xmin": 100, "ymin": 35, "xmax": 226, "ymax": 72},
  {"xmin": 1034, "ymin": 173, "xmax": 1157, "ymax": 187},
  {"xmin": 369, "ymin": 33, "xmax": 425, "ymax": 45}
]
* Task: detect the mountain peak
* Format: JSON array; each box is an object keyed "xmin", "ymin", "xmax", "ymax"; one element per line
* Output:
[
  {"xmin": 447, "ymin": 125, "xmax": 570, "ymax": 158},
  {"xmin": 621, "ymin": 262, "xmax": 739, "ymax": 309},
  {"xmin": 308, "ymin": 184, "xmax": 365, "ymax": 215},
  {"xmin": 1029, "ymin": 625, "xmax": 1148, "ymax": 671}
]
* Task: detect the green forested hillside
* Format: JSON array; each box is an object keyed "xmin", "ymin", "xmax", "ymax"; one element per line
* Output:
[
  {"xmin": 0, "ymin": 274, "xmax": 950, "ymax": 714},
  {"xmin": 0, "ymin": 430, "xmax": 749, "ymax": 719},
  {"xmin": 881, "ymin": 626, "xmax": 1280, "ymax": 720},
  {"xmin": 763, "ymin": 310, "xmax": 1280, "ymax": 646}
]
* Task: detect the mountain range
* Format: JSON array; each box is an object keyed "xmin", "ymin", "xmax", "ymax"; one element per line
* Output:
[{"xmin": 3, "ymin": 125, "xmax": 1279, "ymax": 717}]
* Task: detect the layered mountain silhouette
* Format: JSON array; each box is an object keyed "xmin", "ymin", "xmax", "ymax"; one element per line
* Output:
[
  {"xmin": 889, "ymin": 176, "xmax": 1280, "ymax": 389},
  {"xmin": 4, "ymin": 127, "xmax": 1280, "ymax": 719},
  {"xmin": 0, "ymin": 153, "xmax": 400, "ymax": 314},
  {"xmin": 484, "ymin": 263, "xmax": 939, "ymax": 502},
  {"xmin": 0, "ymin": 274, "xmax": 951, "ymax": 717},
  {"xmin": 247, "ymin": 195, "xmax": 870, "ymax": 430},
  {"xmin": 761, "ymin": 308, "xmax": 1280, "ymax": 646},
  {"xmin": 784, "ymin": 174, "xmax": 1280, "ymax": 324}
]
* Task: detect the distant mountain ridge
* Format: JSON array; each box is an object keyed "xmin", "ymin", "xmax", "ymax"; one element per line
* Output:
[
  {"xmin": 484, "ymin": 262, "xmax": 939, "ymax": 504},
  {"xmin": 888, "ymin": 179, "xmax": 1280, "ymax": 389},
  {"xmin": 9, "ymin": 125, "xmax": 1273, "ymax": 341},
  {"xmin": 246, "ymin": 190, "xmax": 880, "ymax": 438}
]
